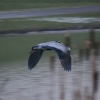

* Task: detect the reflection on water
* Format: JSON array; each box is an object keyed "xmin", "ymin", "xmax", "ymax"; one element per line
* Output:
[{"xmin": 0, "ymin": 56, "xmax": 100, "ymax": 100}]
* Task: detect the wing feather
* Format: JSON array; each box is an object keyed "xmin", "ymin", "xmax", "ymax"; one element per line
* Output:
[
  {"xmin": 62, "ymin": 54, "xmax": 71, "ymax": 71},
  {"xmin": 28, "ymin": 50, "xmax": 43, "ymax": 70},
  {"xmin": 41, "ymin": 44, "xmax": 71, "ymax": 72}
]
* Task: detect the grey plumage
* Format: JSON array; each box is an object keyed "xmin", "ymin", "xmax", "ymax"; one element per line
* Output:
[{"xmin": 28, "ymin": 41, "xmax": 71, "ymax": 72}]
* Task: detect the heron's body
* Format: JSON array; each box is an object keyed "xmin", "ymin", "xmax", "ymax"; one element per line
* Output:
[
  {"xmin": 28, "ymin": 41, "xmax": 71, "ymax": 72},
  {"xmin": 37, "ymin": 41, "xmax": 67, "ymax": 52}
]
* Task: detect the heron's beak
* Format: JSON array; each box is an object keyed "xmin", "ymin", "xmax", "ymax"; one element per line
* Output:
[{"xmin": 29, "ymin": 50, "xmax": 34, "ymax": 54}]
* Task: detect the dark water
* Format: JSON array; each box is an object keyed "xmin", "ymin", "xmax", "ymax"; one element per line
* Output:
[{"xmin": 0, "ymin": 56, "xmax": 100, "ymax": 100}]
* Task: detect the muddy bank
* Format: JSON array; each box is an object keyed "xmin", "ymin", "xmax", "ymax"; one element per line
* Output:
[{"xmin": 0, "ymin": 25, "xmax": 100, "ymax": 35}]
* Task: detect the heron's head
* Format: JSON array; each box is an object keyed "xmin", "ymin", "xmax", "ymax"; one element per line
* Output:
[
  {"xmin": 56, "ymin": 41, "xmax": 62, "ymax": 44},
  {"xmin": 31, "ymin": 46, "xmax": 35, "ymax": 50},
  {"xmin": 29, "ymin": 46, "xmax": 37, "ymax": 53}
]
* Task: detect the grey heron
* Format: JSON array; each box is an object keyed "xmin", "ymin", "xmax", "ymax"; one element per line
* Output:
[{"xmin": 28, "ymin": 41, "xmax": 71, "ymax": 72}]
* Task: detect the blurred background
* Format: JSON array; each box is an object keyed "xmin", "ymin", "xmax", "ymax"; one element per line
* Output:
[{"xmin": 0, "ymin": 0, "xmax": 100, "ymax": 100}]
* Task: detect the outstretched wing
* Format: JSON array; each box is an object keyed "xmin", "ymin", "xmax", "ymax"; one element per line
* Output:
[
  {"xmin": 41, "ymin": 42, "xmax": 71, "ymax": 72},
  {"xmin": 28, "ymin": 50, "xmax": 43, "ymax": 70},
  {"xmin": 54, "ymin": 49, "xmax": 71, "ymax": 72},
  {"xmin": 60, "ymin": 53, "xmax": 71, "ymax": 71}
]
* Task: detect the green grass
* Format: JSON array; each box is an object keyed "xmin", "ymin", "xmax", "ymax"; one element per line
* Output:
[
  {"xmin": 0, "ymin": 12, "xmax": 100, "ymax": 31},
  {"xmin": 0, "ymin": 20, "xmax": 70, "ymax": 31},
  {"xmin": 0, "ymin": 32, "xmax": 100, "ymax": 64},
  {"xmin": 0, "ymin": 0, "xmax": 100, "ymax": 11},
  {"xmin": 0, "ymin": 20, "xmax": 87, "ymax": 31}
]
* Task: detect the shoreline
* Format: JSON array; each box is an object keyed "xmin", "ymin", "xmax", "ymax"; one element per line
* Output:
[
  {"xmin": 0, "ymin": 28, "xmax": 100, "ymax": 37},
  {"xmin": 0, "ymin": 25, "xmax": 100, "ymax": 35}
]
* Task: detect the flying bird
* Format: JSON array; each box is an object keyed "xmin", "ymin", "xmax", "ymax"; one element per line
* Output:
[{"xmin": 28, "ymin": 41, "xmax": 71, "ymax": 71}]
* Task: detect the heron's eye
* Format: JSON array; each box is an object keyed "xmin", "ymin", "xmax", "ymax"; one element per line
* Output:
[{"xmin": 58, "ymin": 41, "xmax": 61, "ymax": 43}]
